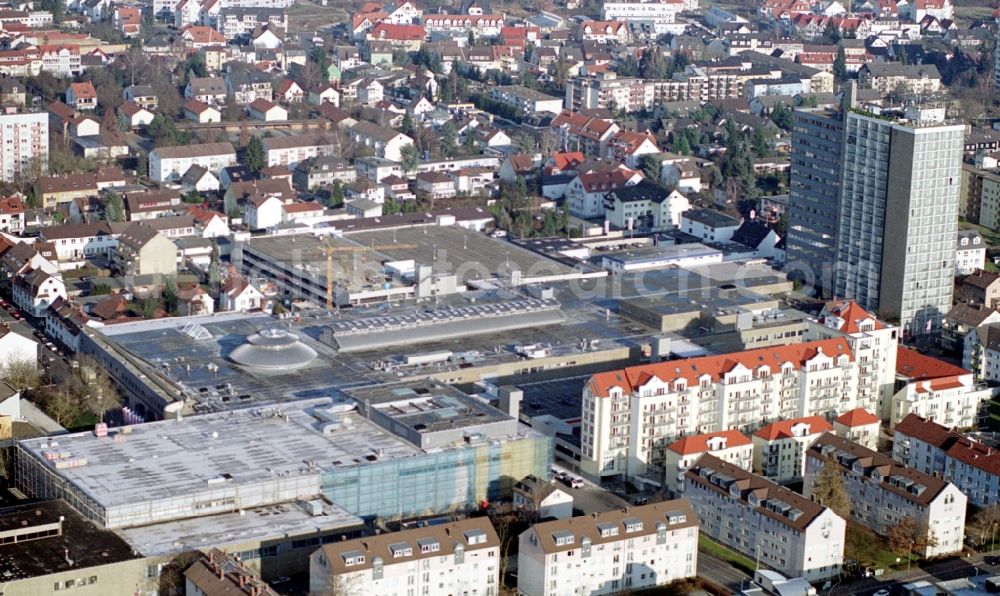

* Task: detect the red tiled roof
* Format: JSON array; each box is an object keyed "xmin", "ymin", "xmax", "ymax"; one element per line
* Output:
[
  {"xmin": 369, "ymin": 23, "xmax": 425, "ymax": 40},
  {"xmin": 551, "ymin": 151, "xmax": 585, "ymax": 170},
  {"xmin": 667, "ymin": 429, "xmax": 751, "ymax": 455},
  {"xmin": 895, "ymin": 347, "xmax": 969, "ymax": 381},
  {"xmin": 587, "ymin": 338, "xmax": 854, "ymax": 398},
  {"xmin": 70, "ymin": 81, "xmax": 96, "ymax": 98},
  {"xmin": 835, "ymin": 408, "xmax": 879, "ymax": 427},
  {"xmin": 754, "ymin": 416, "xmax": 833, "ymax": 441},
  {"xmin": 819, "ymin": 299, "xmax": 884, "ymax": 334}
]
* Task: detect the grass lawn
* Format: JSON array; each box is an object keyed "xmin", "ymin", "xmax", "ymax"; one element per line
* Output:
[
  {"xmin": 846, "ymin": 523, "xmax": 910, "ymax": 573},
  {"xmin": 698, "ymin": 534, "xmax": 756, "ymax": 574},
  {"xmin": 286, "ymin": 0, "xmax": 348, "ymax": 34}
]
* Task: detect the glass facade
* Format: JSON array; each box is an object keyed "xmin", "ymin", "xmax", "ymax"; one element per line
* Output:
[{"xmin": 323, "ymin": 436, "xmax": 552, "ymax": 520}]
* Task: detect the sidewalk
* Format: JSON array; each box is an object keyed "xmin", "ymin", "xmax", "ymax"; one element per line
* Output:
[{"xmin": 833, "ymin": 551, "xmax": 994, "ymax": 595}]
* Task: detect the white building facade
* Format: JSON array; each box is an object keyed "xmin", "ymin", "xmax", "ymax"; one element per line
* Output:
[
  {"xmin": 684, "ymin": 454, "xmax": 845, "ymax": 582},
  {"xmin": 517, "ymin": 500, "xmax": 698, "ymax": 596},
  {"xmin": 805, "ymin": 433, "xmax": 966, "ymax": 558}
]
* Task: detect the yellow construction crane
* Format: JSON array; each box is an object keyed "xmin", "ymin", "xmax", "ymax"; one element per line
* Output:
[{"xmin": 322, "ymin": 239, "xmax": 417, "ymax": 310}]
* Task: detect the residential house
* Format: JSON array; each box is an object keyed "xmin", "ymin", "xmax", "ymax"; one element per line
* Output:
[
  {"xmin": 225, "ymin": 69, "xmax": 273, "ymax": 105},
  {"xmin": 247, "ymin": 98, "xmax": 287, "ymax": 122},
  {"xmin": 149, "ymin": 142, "xmax": 237, "ymax": 183},
  {"xmin": 956, "ymin": 269, "xmax": 1000, "ymax": 307},
  {"xmin": 0, "ymin": 196, "xmax": 24, "ymax": 234},
  {"xmin": 894, "ymin": 413, "xmax": 1000, "ymax": 507},
  {"xmin": 956, "ymin": 230, "xmax": 986, "ymax": 276},
  {"xmin": 111, "ymin": 222, "xmax": 178, "ymax": 276},
  {"xmin": 416, "ymin": 171, "xmax": 455, "ymax": 200},
  {"xmin": 685, "ymin": 455, "xmax": 845, "ymax": 582},
  {"xmin": 220, "ymin": 276, "xmax": 263, "ymax": 311},
  {"xmin": 65, "ymin": 81, "xmax": 96, "ymax": 110},
  {"xmin": 832, "ymin": 408, "xmax": 881, "ymax": 450},
  {"xmin": 12, "ymin": 268, "xmax": 66, "ymax": 317},
  {"xmin": 512, "ymin": 475, "xmax": 574, "ymax": 520},
  {"xmin": 663, "ymin": 430, "xmax": 753, "ymax": 495},
  {"xmin": 184, "ymin": 76, "xmax": 228, "ymax": 105},
  {"xmin": 183, "ymin": 99, "xmax": 222, "ymax": 124},
  {"xmin": 604, "ymin": 182, "xmax": 688, "ymax": 230},
  {"xmin": 517, "ymin": 501, "xmax": 698, "ymax": 596},
  {"xmin": 565, "ymin": 167, "xmax": 643, "ymax": 219},
  {"xmin": 117, "ymin": 102, "xmax": 154, "ymax": 130},
  {"xmin": 804, "ymin": 433, "xmax": 965, "ymax": 558},
  {"xmin": 350, "ymin": 120, "xmax": 414, "ymax": 162},
  {"xmin": 262, "ymin": 133, "xmax": 334, "ymax": 170},
  {"xmin": 309, "ymin": 518, "xmax": 497, "ymax": 596},
  {"xmin": 752, "ymin": 416, "xmax": 833, "ymax": 483},
  {"xmin": 895, "ymin": 346, "xmax": 991, "ymax": 428},
  {"xmin": 857, "ymin": 63, "xmax": 942, "ymax": 94}
]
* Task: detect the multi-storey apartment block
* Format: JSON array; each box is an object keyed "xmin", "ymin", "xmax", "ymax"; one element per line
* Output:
[
  {"xmin": 310, "ymin": 518, "xmax": 499, "ymax": 596},
  {"xmin": 805, "ymin": 300, "xmax": 899, "ymax": 419},
  {"xmin": 517, "ymin": 500, "xmax": 698, "ymax": 596},
  {"xmin": 581, "ymin": 338, "xmax": 870, "ymax": 483},
  {"xmin": 805, "ymin": 433, "xmax": 966, "ymax": 558},
  {"xmin": 894, "ymin": 414, "xmax": 1000, "ymax": 508},
  {"xmin": 663, "ymin": 429, "xmax": 753, "ymax": 494},
  {"xmin": 752, "ymin": 416, "xmax": 832, "ymax": 483},
  {"xmin": 832, "ymin": 408, "xmax": 881, "ymax": 450},
  {"xmin": 0, "ymin": 109, "xmax": 47, "ymax": 183},
  {"xmin": 684, "ymin": 454, "xmax": 845, "ymax": 582},
  {"xmin": 894, "ymin": 346, "xmax": 991, "ymax": 429}
]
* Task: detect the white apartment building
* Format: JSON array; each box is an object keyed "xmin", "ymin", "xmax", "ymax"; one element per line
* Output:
[
  {"xmin": 663, "ymin": 429, "xmax": 752, "ymax": 495},
  {"xmin": 0, "ymin": 110, "xmax": 47, "ymax": 183},
  {"xmin": 309, "ymin": 518, "xmax": 499, "ymax": 596},
  {"xmin": 684, "ymin": 454, "xmax": 845, "ymax": 582},
  {"xmin": 12, "ymin": 268, "xmax": 66, "ymax": 318},
  {"xmin": 805, "ymin": 433, "xmax": 966, "ymax": 558},
  {"xmin": 39, "ymin": 46, "xmax": 80, "ymax": 77},
  {"xmin": 489, "ymin": 85, "xmax": 564, "ymax": 115},
  {"xmin": 262, "ymin": 134, "xmax": 335, "ymax": 170},
  {"xmin": 517, "ymin": 500, "xmax": 698, "ymax": 596},
  {"xmin": 601, "ymin": 0, "xmax": 684, "ymax": 33},
  {"xmin": 38, "ymin": 223, "xmax": 117, "ymax": 270},
  {"xmin": 149, "ymin": 142, "xmax": 237, "ymax": 183},
  {"xmin": 832, "ymin": 408, "xmax": 881, "ymax": 451},
  {"xmin": 350, "ymin": 121, "xmax": 414, "ymax": 163},
  {"xmin": 895, "ymin": 346, "xmax": 991, "ymax": 429},
  {"xmin": 580, "ymin": 338, "xmax": 868, "ymax": 484},
  {"xmin": 752, "ymin": 416, "xmax": 833, "ymax": 483},
  {"xmin": 805, "ymin": 300, "xmax": 899, "ymax": 420},
  {"xmin": 956, "ymin": 230, "xmax": 986, "ymax": 276},
  {"xmin": 894, "ymin": 414, "xmax": 1000, "ymax": 508}
]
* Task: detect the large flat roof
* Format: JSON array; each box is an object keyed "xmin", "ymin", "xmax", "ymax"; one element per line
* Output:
[
  {"xmin": 344, "ymin": 225, "xmax": 576, "ymax": 284},
  {"xmin": 19, "ymin": 398, "xmax": 421, "ymax": 510},
  {"xmin": 0, "ymin": 500, "xmax": 141, "ymax": 580},
  {"xmin": 118, "ymin": 498, "xmax": 363, "ymax": 556}
]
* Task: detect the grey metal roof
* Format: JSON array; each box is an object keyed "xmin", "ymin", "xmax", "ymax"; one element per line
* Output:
[{"xmin": 229, "ymin": 328, "xmax": 317, "ymax": 370}]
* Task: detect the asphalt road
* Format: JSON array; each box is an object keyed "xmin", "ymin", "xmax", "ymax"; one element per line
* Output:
[
  {"xmin": 835, "ymin": 553, "xmax": 1000, "ymax": 595},
  {"xmin": 698, "ymin": 551, "xmax": 753, "ymax": 593}
]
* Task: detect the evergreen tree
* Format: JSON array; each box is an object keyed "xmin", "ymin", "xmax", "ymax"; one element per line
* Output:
[
  {"xmin": 639, "ymin": 48, "xmax": 669, "ymax": 80},
  {"xmin": 400, "ymin": 143, "xmax": 420, "ymax": 173},
  {"xmin": 440, "ymin": 122, "xmax": 458, "ymax": 157},
  {"xmin": 244, "ymin": 136, "xmax": 265, "ymax": 173},
  {"xmin": 618, "ymin": 53, "xmax": 640, "ymax": 77},
  {"xmin": 770, "ymin": 103, "xmax": 793, "ymax": 130},
  {"xmin": 105, "ymin": 192, "xmax": 124, "ymax": 222},
  {"xmin": 833, "ymin": 46, "xmax": 847, "ymax": 81}
]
